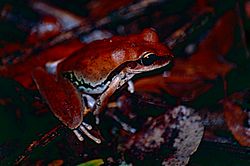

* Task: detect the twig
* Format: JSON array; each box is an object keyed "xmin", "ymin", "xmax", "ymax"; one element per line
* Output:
[{"xmin": 15, "ymin": 124, "xmax": 63, "ymax": 165}]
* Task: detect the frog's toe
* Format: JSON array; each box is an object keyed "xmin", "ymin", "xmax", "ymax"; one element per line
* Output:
[
  {"xmin": 73, "ymin": 121, "xmax": 101, "ymax": 144},
  {"xmin": 73, "ymin": 129, "xmax": 84, "ymax": 141}
]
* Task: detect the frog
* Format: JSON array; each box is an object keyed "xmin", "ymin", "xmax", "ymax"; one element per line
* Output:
[{"xmin": 32, "ymin": 28, "xmax": 173, "ymax": 144}]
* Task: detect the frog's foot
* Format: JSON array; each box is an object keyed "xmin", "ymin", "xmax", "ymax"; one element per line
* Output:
[
  {"xmin": 76, "ymin": 95, "xmax": 101, "ymax": 143},
  {"xmin": 73, "ymin": 121, "xmax": 101, "ymax": 144},
  {"xmin": 127, "ymin": 80, "xmax": 134, "ymax": 93}
]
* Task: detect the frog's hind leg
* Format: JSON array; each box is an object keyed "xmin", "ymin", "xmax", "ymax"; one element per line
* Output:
[
  {"xmin": 33, "ymin": 68, "xmax": 101, "ymax": 143},
  {"xmin": 33, "ymin": 67, "xmax": 84, "ymax": 129}
]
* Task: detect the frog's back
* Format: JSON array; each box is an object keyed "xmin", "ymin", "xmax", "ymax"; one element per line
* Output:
[{"xmin": 59, "ymin": 41, "xmax": 134, "ymax": 85}]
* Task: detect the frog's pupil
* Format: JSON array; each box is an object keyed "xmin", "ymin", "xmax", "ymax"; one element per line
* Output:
[{"xmin": 140, "ymin": 53, "xmax": 158, "ymax": 66}]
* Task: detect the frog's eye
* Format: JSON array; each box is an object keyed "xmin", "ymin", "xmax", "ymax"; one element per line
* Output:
[{"xmin": 139, "ymin": 52, "xmax": 159, "ymax": 66}]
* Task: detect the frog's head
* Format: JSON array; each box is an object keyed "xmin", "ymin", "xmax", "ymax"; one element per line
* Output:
[{"xmin": 121, "ymin": 28, "xmax": 173, "ymax": 74}]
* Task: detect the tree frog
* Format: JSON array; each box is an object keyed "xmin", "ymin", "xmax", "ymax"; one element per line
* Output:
[{"xmin": 33, "ymin": 28, "xmax": 173, "ymax": 143}]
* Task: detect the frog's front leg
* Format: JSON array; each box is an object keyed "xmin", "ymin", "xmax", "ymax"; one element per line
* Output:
[
  {"xmin": 93, "ymin": 75, "xmax": 123, "ymax": 124},
  {"xmin": 33, "ymin": 68, "xmax": 101, "ymax": 143}
]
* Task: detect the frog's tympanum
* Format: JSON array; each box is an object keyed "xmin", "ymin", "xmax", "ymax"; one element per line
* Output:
[{"xmin": 33, "ymin": 28, "xmax": 173, "ymax": 143}]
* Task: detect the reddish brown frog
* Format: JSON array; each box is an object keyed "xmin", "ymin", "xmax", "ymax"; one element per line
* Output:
[{"xmin": 33, "ymin": 28, "xmax": 173, "ymax": 143}]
